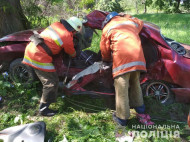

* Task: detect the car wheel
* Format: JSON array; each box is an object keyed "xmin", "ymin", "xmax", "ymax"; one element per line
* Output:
[
  {"xmin": 9, "ymin": 58, "xmax": 36, "ymax": 84},
  {"xmin": 143, "ymin": 80, "xmax": 174, "ymax": 105}
]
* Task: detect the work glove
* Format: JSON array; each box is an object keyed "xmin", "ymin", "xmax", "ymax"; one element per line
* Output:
[{"xmin": 101, "ymin": 61, "xmax": 112, "ymax": 69}]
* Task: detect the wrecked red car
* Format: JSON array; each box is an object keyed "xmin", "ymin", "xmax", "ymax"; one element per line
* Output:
[{"xmin": 0, "ymin": 10, "xmax": 190, "ymax": 104}]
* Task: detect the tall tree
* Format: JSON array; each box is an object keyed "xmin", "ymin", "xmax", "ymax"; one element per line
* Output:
[
  {"xmin": 175, "ymin": 0, "xmax": 181, "ymax": 11},
  {"xmin": 142, "ymin": 0, "xmax": 152, "ymax": 13},
  {"xmin": 184, "ymin": 0, "xmax": 190, "ymax": 12},
  {"xmin": 0, "ymin": 0, "xmax": 29, "ymax": 37},
  {"xmin": 152, "ymin": 0, "xmax": 165, "ymax": 12},
  {"xmin": 135, "ymin": 0, "xmax": 139, "ymax": 14},
  {"xmin": 96, "ymin": 0, "xmax": 124, "ymax": 13},
  {"xmin": 142, "ymin": 0, "xmax": 147, "ymax": 13}
]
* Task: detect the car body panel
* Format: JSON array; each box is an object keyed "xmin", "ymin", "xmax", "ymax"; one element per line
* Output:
[
  {"xmin": 171, "ymin": 88, "xmax": 190, "ymax": 103},
  {"xmin": 0, "ymin": 30, "xmax": 33, "ymax": 42},
  {"xmin": 0, "ymin": 29, "xmax": 43, "ymax": 42},
  {"xmin": 141, "ymin": 44, "xmax": 190, "ymax": 88},
  {"xmin": 0, "ymin": 43, "xmax": 26, "ymax": 62}
]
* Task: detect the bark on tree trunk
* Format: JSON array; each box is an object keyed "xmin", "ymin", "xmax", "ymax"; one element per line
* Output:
[
  {"xmin": 176, "ymin": 0, "xmax": 180, "ymax": 11},
  {"xmin": 135, "ymin": 1, "xmax": 139, "ymax": 14},
  {"xmin": 144, "ymin": 0, "xmax": 147, "ymax": 13},
  {"xmin": 0, "ymin": 0, "xmax": 30, "ymax": 37}
]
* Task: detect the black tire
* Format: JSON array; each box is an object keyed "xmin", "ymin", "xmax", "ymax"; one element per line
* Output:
[
  {"xmin": 142, "ymin": 80, "xmax": 174, "ymax": 105},
  {"xmin": 9, "ymin": 58, "xmax": 36, "ymax": 84}
]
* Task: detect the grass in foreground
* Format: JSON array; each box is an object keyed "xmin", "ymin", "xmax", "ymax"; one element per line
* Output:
[{"xmin": 0, "ymin": 77, "xmax": 189, "ymax": 142}]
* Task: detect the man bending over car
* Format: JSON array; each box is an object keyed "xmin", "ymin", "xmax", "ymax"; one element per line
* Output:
[
  {"xmin": 23, "ymin": 17, "xmax": 83, "ymax": 116},
  {"xmin": 100, "ymin": 12, "xmax": 154, "ymax": 138}
]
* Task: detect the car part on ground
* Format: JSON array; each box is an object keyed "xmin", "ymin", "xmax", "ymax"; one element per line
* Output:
[{"xmin": 0, "ymin": 121, "xmax": 46, "ymax": 142}]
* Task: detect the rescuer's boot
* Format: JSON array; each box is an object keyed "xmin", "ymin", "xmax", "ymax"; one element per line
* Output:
[{"xmin": 39, "ymin": 103, "xmax": 57, "ymax": 117}]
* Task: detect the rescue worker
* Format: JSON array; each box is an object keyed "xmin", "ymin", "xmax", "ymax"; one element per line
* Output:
[
  {"xmin": 100, "ymin": 12, "xmax": 154, "ymax": 127},
  {"xmin": 22, "ymin": 17, "xmax": 83, "ymax": 116}
]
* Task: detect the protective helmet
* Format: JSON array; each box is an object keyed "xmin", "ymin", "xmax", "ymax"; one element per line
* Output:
[
  {"xmin": 102, "ymin": 12, "xmax": 118, "ymax": 29},
  {"xmin": 67, "ymin": 17, "xmax": 82, "ymax": 32},
  {"xmin": 106, "ymin": 12, "xmax": 118, "ymax": 22}
]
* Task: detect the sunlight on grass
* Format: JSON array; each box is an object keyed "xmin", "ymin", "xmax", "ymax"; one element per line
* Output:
[
  {"xmin": 134, "ymin": 13, "xmax": 190, "ymax": 44},
  {"xmin": 86, "ymin": 30, "xmax": 102, "ymax": 53}
]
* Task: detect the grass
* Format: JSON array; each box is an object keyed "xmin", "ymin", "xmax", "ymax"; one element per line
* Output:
[
  {"xmin": 0, "ymin": 13, "xmax": 190, "ymax": 141},
  {"xmin": 134, "ymin": 13, "xmax": 190, "ymax": 45},
  {"xmin": 0, "ymin": 87, "xmax": 189, "ymax": 141},
  {"xmin": 86, "ymin": 30, "xmax": 102, "ymax": 53}
]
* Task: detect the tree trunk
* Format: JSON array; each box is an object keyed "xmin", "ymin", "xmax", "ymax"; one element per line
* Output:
[
  {"xmin": 0, "ymin": 0, "xmax": 30, "ymax": 37},
  {"xmin": 176, "ymin": 0, "xmax": 180, "ymax": 10},
  {"xmin": 144, "ymin": 0, "xmax": 147, "ymax": 13},
  {"xmin": 135, "ymin": 0, "xmax": 139, "ymax": 14}
]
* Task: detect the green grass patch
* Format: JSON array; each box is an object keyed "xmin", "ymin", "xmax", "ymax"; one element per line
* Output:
[
  {"xmin": 0, "ymin": 78, "xmax": 189, "ymax": 141},
  {"xmin": 86, "ymin": 30, "xmax": 102, "ymax": 53},
  {"xmin": 134, "ymin": 13, "xmax": 190, "ymax": 44}
]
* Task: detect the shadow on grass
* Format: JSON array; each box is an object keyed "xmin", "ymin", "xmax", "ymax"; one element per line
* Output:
[
  {"xmin": 45, "ymin": 129, "xmax": 61, "ymax": 142},
  {"xmin": 144, "ymin": 96, "xmax": 190, "ymax": 122},
  {"xmin": 58, "ymin": 93, "xmax": 115, "ymax": 113}
]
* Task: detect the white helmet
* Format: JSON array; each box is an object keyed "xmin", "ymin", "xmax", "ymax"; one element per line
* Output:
[{"xmin": 67, "ymin": 17, "xmax": 82, "ymax": 32}]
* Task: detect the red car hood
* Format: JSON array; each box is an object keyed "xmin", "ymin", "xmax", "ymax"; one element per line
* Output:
[{"xmin": 0, "ymin": 29, "xmax": 43, "ymax": 42}]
